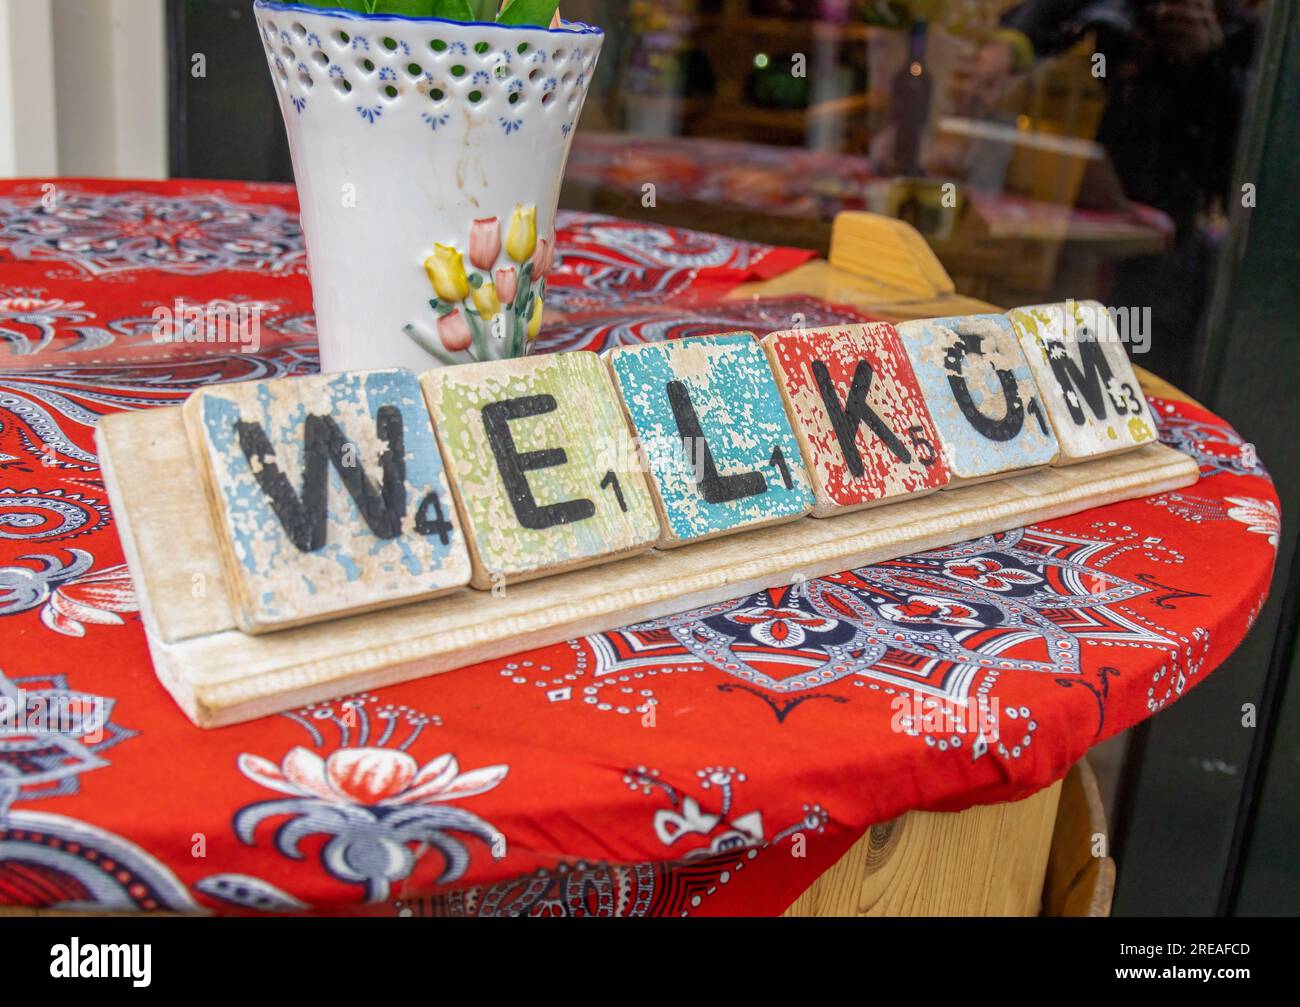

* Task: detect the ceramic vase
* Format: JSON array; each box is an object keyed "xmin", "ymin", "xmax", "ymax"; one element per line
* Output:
[{"xmin": 253, "ymin": 1, "xmax": 603, "ymax": 372}]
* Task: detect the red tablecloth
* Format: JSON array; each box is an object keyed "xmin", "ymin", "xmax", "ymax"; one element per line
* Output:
[{"xmin": 0, "ymin": 179, "xmax": 1277, "ymax": 916}]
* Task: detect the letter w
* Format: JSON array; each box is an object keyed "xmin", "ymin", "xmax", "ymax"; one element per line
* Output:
[{"xmin": 235, "ymin": 406, "xmax": 407, "ymax": 551}]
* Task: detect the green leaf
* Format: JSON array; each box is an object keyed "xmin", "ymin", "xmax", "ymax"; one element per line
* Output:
[
  {"xmin": 371, "ymin": 0, "xmax": 434, "ymax": 15},
  {"xmin": 294, "ymin": 0, "xmax": 364, "ymax": 10},
  {"xmin": 297, "ymin": 0, "xmax": 499, "ymax": 20},
  {"xmin": 426, "ymin": 0, "xmax": 476, "ymax": 20},
  {"xmin": 513, "ymin": 267, "xmax": 533, "ymax": 312},
  {"xmin": 497, "ymin": 0, "xmax": 560, "ymax": 27},
  {"xmin": 464, "ymin": 307, "xmax": 489, "ymax": 360}
]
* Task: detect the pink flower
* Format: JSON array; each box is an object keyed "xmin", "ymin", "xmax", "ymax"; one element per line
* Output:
[
  {"xmin": 38, "ymin": 563, "xmax": 137, "ymax": 637},
  {"xmin": 326, "ymin": 748, "xmax": 415, "ymax": 804},
  {"xmin": 0, "ymin": 296, "xmax": 72, "ymax": 314},
  {"xmin": 1226, "ymin": 496, "xmax": 1279, "ymax": 547},
  {"xmin": 469, "ymin": 216, "xmax": 501, "ymax": 271},
  {"xmin": 238, "ymin": 746, "xmax": 509, "ymax": 809},
  {"xmin": 530, "ymin": 236, "xmax": 554, "ymax": 277},
  {"xmin": 438, "ymin": 309, "xmax": 472, "ymax": 352},
  {"xmin": 494, "ymin": 266, "xmax": 518, "ymax": 302}
]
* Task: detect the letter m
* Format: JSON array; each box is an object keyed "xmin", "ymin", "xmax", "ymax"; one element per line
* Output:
[{"xmin": 1047, "ymin": 337, "xmax": 1115, "ymax": 425}]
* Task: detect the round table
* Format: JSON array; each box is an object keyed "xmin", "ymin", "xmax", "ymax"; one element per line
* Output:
[{"xmin": 0, "ymin": 180, "xmax": 1278, "ymax": 916}]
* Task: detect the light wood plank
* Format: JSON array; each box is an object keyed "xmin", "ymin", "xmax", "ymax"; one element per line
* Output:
[
  {"xmin": 96, "ymin": 407, "xmax": 233, "ymax": 643},
  {"xmin": 783, "ymin": 779, "xmax": 1062, "ymax": 916},
  {"xmin": 1009, "ymin": 300, "xmax": 1158, "ymax": 464},
  {"xmin": 764, "ymin": 321, "xmax": 950, "ymax": 515},
  {"xmin": 897, "ymin": 312, "xmax": 1060, "ymax": 484},
  {"xmin": 1044, "ymin": 760, "xmax": 1116, "ymax": 916},
  {"xmin": 727, "ymin": 259, "xmax": 999, "ymax": 321},
  {"xmin": 829, "ymin": 211, "xmax": 956, "ymax": 298},
  {"xmin": 420, "ymin": 352, "xmax": 660, "ymax": 587}
]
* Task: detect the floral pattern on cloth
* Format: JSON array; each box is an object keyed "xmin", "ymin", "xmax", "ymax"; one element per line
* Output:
[{"xmin": 0, "ymin": 178, "xmax": 1278, "ymax": 916}]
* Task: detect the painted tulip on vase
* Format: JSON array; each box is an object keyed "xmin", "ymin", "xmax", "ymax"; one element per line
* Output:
[
  {"xmin": 506, "ymin": 203, "xmax": 538, "ymax": 263},
  {"xmin": 425, "ymin": 244, "xmax": 471, "ymax": 303},
  {"xmin": 494, "ymin": 266, "xmax": 518, "ymax": 303},
  {"xmin": 253, "ymin": 0, "xmax": 604, "ymax": 371},
  {"xmin": 469, "ymin": 217, "xmax": 502, "ymax": 271},
  {"xmin": 437, "ymin": 310, "xmax": 473, "ymax": 353},
  {"xmin": 412, "ymin": 204, "xmax": 555, "ymax": 361}
]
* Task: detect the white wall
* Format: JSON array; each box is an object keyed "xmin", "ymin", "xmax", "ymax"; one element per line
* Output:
[
  {"xmin": 0, "ymin": 0, "xmax": 167, "ymax": 179},
  {"xmin": 0, "ymin": 0, "xmax": 58, "ymax": 176}
]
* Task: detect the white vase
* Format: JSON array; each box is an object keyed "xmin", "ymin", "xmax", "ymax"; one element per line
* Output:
[{"xmin": 252, "ymin": 1, "xmax": 603, "ymax": 372}]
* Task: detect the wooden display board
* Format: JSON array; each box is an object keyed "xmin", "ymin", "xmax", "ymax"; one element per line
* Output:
[{"xmin": 98, "ymin": 403, "xmax": 1195, "ymax": 728}]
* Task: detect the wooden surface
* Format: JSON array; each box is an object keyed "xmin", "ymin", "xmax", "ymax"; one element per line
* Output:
[
  {"xmin": 784, "ymin": 778, "xmax": 1064, "ymax": 916},
  {"xmin": 1044, "ymin": 760, "xmax": 1116, "ymax": 916},
  {"xmin": 183, "ymin": 368, "xmax": 472, "ymax": 632},
  {"xmin": 830, "ymin": 211, "xmax": 956, "ymax": 299},
  {"xmin": 763, "ymin": 321, "xmax": 951, "ymax": 514},
  {"xmin": 1009, "ymin": 300, "xmax": 1159, "ymax": 463},
  {"xmin": 896, "ymin": 313, "xmax": 1060, "ymax": 484},
  {"xmin": 729, "ymin": 258, "xmax": 1001, "ymax": 321},
  {"xmin": 1132, "ymin": 364, "xmax": 1199, "ymax": 408}
]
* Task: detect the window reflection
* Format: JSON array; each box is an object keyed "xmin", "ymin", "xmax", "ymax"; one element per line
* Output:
[{"xmin": 561, "ymin": 0, "xmax": 1264, "ymax": 386}]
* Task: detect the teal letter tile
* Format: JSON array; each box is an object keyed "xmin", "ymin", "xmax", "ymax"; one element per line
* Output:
[{"xmin": 606, "ymin": 333, "xmax": 814, "ymax": 546}]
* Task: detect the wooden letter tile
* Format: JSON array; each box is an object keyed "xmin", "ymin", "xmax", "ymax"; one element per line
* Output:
[
  {"xmin": 897, "ymin": 313, "xmax": 1059, "ymax": 485},
  {"xmin": 421, "ymin": 352, "xmax": 660, "ymax": 588},
  {"xmin": 1008, "ymin": 300, "xmax": 1158, "ymax": 464},
  {"xmin": 183, "ymin": 369, "xmax": 471, "ymax": 633},
  {"xmin": 606, "ymin": 332, "xmax": 814, "ymax": 547},
  {"xmin": 763, "ymin": 322, "xmax": 949, "ymax": 516}
]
